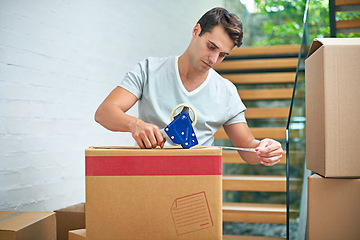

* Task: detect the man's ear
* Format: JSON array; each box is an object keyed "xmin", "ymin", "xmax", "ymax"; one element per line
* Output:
[{"xmin": 192, "ymin": 23, "xmax": 202, "ymax": 37}]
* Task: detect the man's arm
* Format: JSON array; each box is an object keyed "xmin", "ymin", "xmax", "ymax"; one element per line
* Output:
[
  {"xmin": 95, "ymin": 87, "xmax": 165, "ymax": 149},
  {"xmin": 223, "ymin": 123, "xmax": 283, "ymax": 166}
]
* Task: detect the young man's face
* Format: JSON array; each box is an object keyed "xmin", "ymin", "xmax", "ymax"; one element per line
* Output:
[{"xmin": 188, "ymin": 24, "xmax": 235, "ymax": 73}]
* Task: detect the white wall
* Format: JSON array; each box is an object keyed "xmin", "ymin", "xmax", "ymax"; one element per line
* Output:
[{"xmin": 0, "ymin": 0, "xmax": 223, "ymax": 211}]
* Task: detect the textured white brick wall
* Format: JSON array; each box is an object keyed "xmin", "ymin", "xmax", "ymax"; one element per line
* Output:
[{"xmin": 0, "ymin": 0, "xmax": 223, "ymax": 211}]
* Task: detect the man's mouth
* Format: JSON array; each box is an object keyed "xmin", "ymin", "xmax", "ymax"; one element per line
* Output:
[{"xmin": 202, "ymin": 60, "xmax": 212, "ymax": 68}]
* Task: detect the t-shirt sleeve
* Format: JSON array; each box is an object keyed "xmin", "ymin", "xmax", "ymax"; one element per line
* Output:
[
  {"xmin": 223, "ymin": 83, "xmax": 247, "ymax": 125},
  {"xmin": 118, "ymin": 58, "xmax": 149, "ymax": 99}
]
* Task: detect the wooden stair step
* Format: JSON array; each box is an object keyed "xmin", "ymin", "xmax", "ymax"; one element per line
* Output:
[
  {"xmin": 238, "ymin": 89, "xmax": 293, "ymax": 100},
  {"xmin": 245, "ymin": 107, "xmax": 289, "ymax": 119},
  {"xmin": 223, "ymin": 175, "xmax": 286, "ymax": 192},
  {"xmin": 214, "ymin": 58, "xmax": 298, "ymax": 71},
  {"xmin": 336, "ymin": 19, "xmax": 360, "ymax": 29},
  {"xmin": 215, "ymin": 127, "xmax": 286, "ymax": 140},
  {"xmin": 222, "ymin": 72, "xmax": 296, "ymax": 84},
  {"xmin": 223, "ymin": 202, "xmax": 286, "ymax": 224},
  {"xmin": 335, "ymin": 0, "xmax": 360, "ymax": 6},
  {"xmin": 222, "ymin": 150, "xmax": 287, "ymax": 164},
  {"xmin": 228, "ymin": 44, "xmax": 301, "ymax": 57},
  {"xmin": 223, "ymin": 235, "xmax": 286, "ymax": 240}
]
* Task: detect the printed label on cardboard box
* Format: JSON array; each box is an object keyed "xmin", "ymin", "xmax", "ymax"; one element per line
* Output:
[{"xmin": 171, "ymin": 191, "xmax": 213, "ymax": 235}]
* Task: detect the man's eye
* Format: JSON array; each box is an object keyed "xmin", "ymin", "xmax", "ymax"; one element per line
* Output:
[
  {"xmin": 208, "ymin": 44, "xmax": 215, "ymax": 50},
  {"xmin": 219, "ymin": 53, "xmax": 226, "ymax": 58}
]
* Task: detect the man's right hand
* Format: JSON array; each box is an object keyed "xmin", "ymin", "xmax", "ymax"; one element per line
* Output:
[
  {"xmin": 130, "ymin": 118, "xmax": 166, "ymax": 149},
  {"xmin": 95, "ymin": 87, "xmax": 165, "ymax": 149}
]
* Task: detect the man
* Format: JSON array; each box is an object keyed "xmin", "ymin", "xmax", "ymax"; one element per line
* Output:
[{"xmin": 95, "ymin": 7, "xmax": 283, "ymax": 166}]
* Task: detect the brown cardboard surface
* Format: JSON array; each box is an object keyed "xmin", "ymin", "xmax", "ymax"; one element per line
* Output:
[
  {"xmin": 305, "ymin": 38, "xmax": 360, "ymax": 177},
  {"xmin": 0, "ymin": 212, "xmax": 56, "ymax": 240},
  {"xmin": 55, "ymin": 203, "xmax": 85, "ymax": 240},
  {"xmin": 69, "ymin": 229, "xmax": 86, "ymax": 240},
  {"xmin": 85, "ymin": 146, "xmax": 222, "ymax": 240},
  {"xmin": 307, "ymin": 174, "xmax": 360, "ymax": 239}
]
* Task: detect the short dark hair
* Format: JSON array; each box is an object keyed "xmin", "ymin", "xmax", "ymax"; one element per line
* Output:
[{"xmin": 197, "ymin": 7, "xmax": 243, "ymax": 47}]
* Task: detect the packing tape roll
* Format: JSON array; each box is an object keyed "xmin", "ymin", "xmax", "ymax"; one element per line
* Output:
[{"xmin": 170, "ymin": 103, "xmax": 197, "ymax": 127}]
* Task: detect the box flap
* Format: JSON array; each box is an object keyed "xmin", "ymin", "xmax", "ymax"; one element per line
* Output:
[
  {"xmin": 54, "ymin": 203, "xmax": 85, "ymax": 213},
  {"xmin": 0, "ymin": 212, "xmax": 54, "ymax": 231},
  {"xmin": 307, "ymin": 38, "xmax": 360, "ymax": 58}
]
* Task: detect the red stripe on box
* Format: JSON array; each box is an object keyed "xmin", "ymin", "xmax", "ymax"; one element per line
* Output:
[{"xmin": 86, "ymin": 155, "xmax": 222, "ymax": 176}]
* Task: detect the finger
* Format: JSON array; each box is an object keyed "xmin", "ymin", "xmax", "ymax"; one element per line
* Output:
[
  {"xmin": 154, "ymin": 129, "xmax": 165, "ymax": 147},
  {"xmin": 256, "ymin": 140, "xmax": 276, "ymax": 152},
  {"xmin": 261, "ymin": 159, "xmax": 280, "ymax": 166},
  {"xmin": 260, "ymin": 154, "xmax": 282, "ymax": 165},
  {"xmin": 257, "ymin": 141, "xmax": 283, "ymax": 157},
  {"xmin": 147, "ymin": 133, "xmax": 158, "ymax": 148},
  {"xmin": 160, "ymin": 138, "xmax": 166, "ymax": 148},
  {"xmin": 258, "ymin": 148, "xmax": 284, "ymax": 158},
  {"xmin": 140, "ymin": 133, "xmax": 153, "ymax": 149},
  {"xmin": 136, "ymin": 139, "xmax": 145, "ymax": 149}
]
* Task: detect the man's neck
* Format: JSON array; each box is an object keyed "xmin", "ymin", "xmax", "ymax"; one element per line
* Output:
[{"xmin": 178, "ymin": 52, "xmax": 209, "ymax": 93}]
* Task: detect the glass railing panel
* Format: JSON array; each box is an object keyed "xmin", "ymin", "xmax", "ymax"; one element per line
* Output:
[{"xmin": 286, "ymin": 0, "xmax": 310, "ymax": 239}]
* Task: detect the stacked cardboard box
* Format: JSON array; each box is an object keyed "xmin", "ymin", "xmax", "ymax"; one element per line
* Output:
[
  {"xmin": 305, "ymin": 38, "xmax": 360, "ymax": 240},
  {"xmin": 54, "ymin": 203, "xmax": 85, "ymax": 240},
  {"xmin": 69, "ymin": 229, "xmax": 86, "ymax": 240},
  {"xmin": 0, "ymin": 211, "xmax": 56, "ymax": 240},
  {"xmin": 85, "ymin": 146, "xmax": 223, "ymax": 240}
]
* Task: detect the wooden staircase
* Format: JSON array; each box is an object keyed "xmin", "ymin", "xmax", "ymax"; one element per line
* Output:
[
  {"xmin": 329, "ymin": 0, "xmax": 360, "ymax": 37},
  {"xmin": 213, "ymin": 44, "xmax": 302, "ymax": 239}
]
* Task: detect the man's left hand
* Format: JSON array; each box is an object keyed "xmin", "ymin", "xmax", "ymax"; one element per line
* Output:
[{"xmin": 255, "ymin": 138, "xmax": 284, "ymax": 166}]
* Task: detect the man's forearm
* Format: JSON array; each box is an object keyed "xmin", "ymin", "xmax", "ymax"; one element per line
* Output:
[
  {"xmin": 238, "ymin": 139, "xmax": 261, "ymax": 165},
  {"xmin": 94, "ymin": 102, "xmax": 136, "ymax": 132}
]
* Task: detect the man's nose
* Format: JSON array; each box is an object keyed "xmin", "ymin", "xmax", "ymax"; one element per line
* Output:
[{"xmin": 208, "ymin": 52, "xmax": 218, "ymax": 65}]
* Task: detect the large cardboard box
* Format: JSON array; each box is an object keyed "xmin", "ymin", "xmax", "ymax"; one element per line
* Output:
[
  {"xmin": 85, "ymin": 146, "xmax": 222, "ymax": 240},
  {"xmin": 69, "ymin": 229, "xmax": 86, "ymax": 240},
  {"xmin": 307, "ymin": 174, "xmax": 360, "ymax": 239},
  {"xmin": 54, "ymin": 203, "xmax": 85, "ymax": 240},
  {"xmin": 305, "ymin": 38, "xmax": 360, "ymax": 177},
  {"xmin": 0, "ymin": 211, "xmax": 56, "ymax": 240}
]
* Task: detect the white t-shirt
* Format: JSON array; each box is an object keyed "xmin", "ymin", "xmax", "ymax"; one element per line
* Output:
[{"xmin": 119, "ymin": 56, "xmax": 247, "ymax": 146}]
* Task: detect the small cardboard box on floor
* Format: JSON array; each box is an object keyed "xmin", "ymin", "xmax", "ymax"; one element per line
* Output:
[
  {"xmin": 54, "ymin": 203, "xmax": 85, "ymax": 240},
  {"xmin": 69, "ymin": 229, "xmax": 86, "ymax": 240},
  {"xmin": 305, "ymin": 38, "xmax": 360, "ymax": 177},
  {"xmin": 85, "ymin": 146, "xmax": 222, "ymax": 240},
  {"xmin": 0, "ymin": 211, "xmax": 56, "ymax": 240},
  {"xmin": 307, "ymin": 174, "xmax": 360, "ymax": 239}
]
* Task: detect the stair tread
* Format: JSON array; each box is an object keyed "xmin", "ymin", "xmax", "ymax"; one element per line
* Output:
[
  {"xmin": 223, "ymin": 175, "xmax": 286, "ymax": 192},
  {"xmin": 223, "ymin": 175, "xmax": 286, "ymax": 181},
  {"xmin": 238, "ymin": 89, "xmax": 293, "ymax": 100},
  {"xmin": 335, "ymin": 0, "xmax": 360, "ymax": 7},
  {"xmin": 228, "ymin": 44, "xmax": 300, "ymax": 57},
  {"xmin": 223, "ymin": 202, "xmax": 286, "ymax": 212},
  {"xmin": 215, "ymin": 127, "xmax": 286, "ymax": 140},
  {"xmin": 222, "ymin": 72, "xmax": 296, "ymax": 84},
  {"xmin": 245, "ymin": 107, "xmax": 289, "ymax": 119},
  {"xmin": 336, "ymin": 19, "xmax": 360, "ymax": 29},
  {"xmin": 223, "ymin": 203, "xmax": 286, "ymax": 224},
  {"xmin": 214, "ymin": 58, "xmax": 298, "ymax": 71},
  {"xmin": 223, "ymin": 235, "xmax": 286, "ymax": 240}
]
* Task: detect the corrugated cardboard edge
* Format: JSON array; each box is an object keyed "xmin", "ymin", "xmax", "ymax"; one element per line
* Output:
[
  {"xmin": 307, "ymin": 38, "xmax": 360, "ymax": 58},
  {"xmin": 85, "ymin": 145, "xmax": 222, "ymax": 157},
  {"xmin": 305, "ymin": 45, "xmax": 326, "ymax": 176}
]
